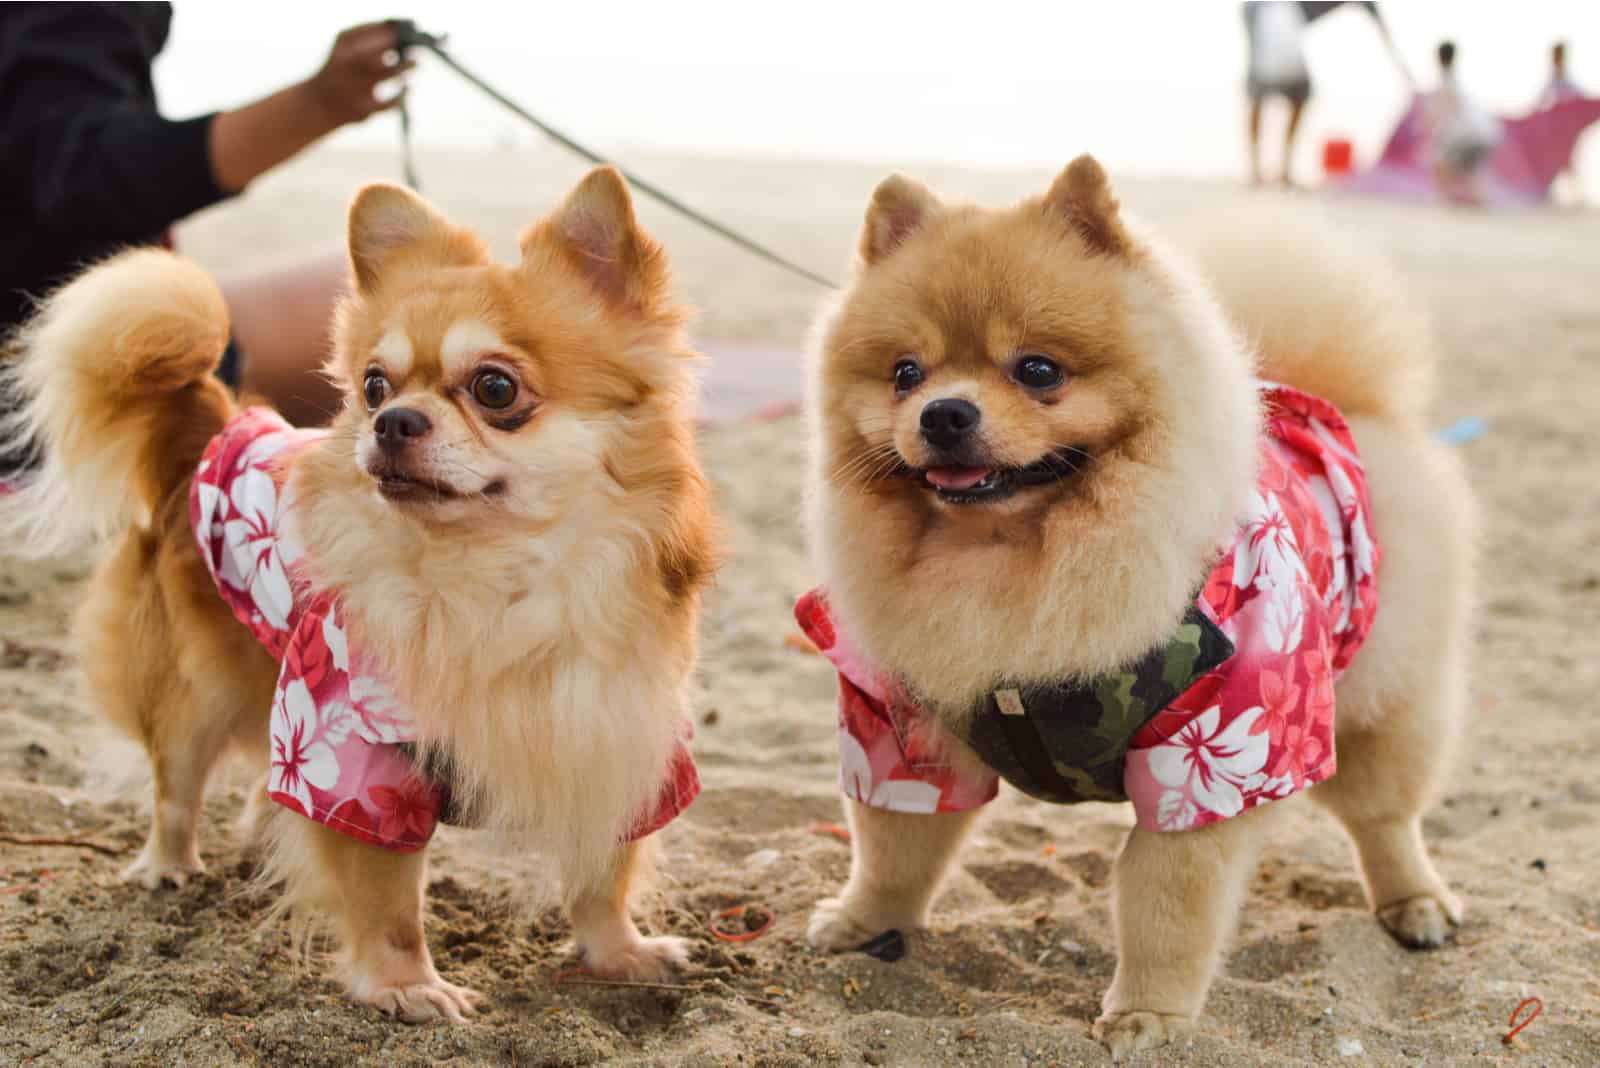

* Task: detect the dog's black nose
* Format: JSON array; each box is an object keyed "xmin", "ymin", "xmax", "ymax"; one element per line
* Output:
[
  {"xmin": 920, "ymin": 398, "xmax": 980, "ymax": 449},
  {"xmin": 374, "ymin": 407, "xmax": 431, "ymax": 453}
]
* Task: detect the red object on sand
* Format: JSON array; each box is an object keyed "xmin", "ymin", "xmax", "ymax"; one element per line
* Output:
[
  {"xmin": 1502, "ymin": 997, "xmax": 1543, "ymax": 1044},
  {"xmin": 1322, "ymin": 138, "xmax": 1354, "ymax": 176},
  {"xmin": 809, "ymin": 821, "xmax": 852, "ymax": 843},
  {"xmin": 710, "ymin": 904, "xmax": 775, "ymax": 943}
]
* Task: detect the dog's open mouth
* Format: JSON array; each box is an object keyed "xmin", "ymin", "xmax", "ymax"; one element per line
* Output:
[
  {"xmin": 374, "ymin": 471, "xmax": 506, "ymax": 503},
  {"xmin": 913, "ymin": 448, "xmax": 1088, "ymax": 504}
]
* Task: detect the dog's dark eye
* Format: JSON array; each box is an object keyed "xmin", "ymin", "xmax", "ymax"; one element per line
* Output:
[
  {"xmin": 471, "ymin": 370, "xmax": 517, "ymax": 410},
  {"xmin": 893, "ymin": 359, "xmax": 924, "ymax": 395},
  {"xmin": 363, "ymin": 370, "xmax": 390, "ymax": 411},
  {"xmin": 1014, "ymin": 354, "xmax": 1065, "ymax": 390}
]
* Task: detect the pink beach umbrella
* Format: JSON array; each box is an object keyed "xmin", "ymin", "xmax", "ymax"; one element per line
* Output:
[{"xmin": 1340, "ymin": 93, "xmax": 1600, "ymax": 207}]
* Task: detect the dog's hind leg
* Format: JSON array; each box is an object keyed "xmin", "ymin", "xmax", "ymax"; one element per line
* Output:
[
  {"xmin": 1313, "ymin": 418, "xmax": 1473, "ymax": 948},
  {"xmin": 77, "ymin": 538, "xmax": 235, "ymax": 889},
  {"xmin": 1309, "ymin": 699, "xmax": 1465, "ymax": 947},
  {"xmin": 807, "ymin": 799, "xmax": 980, "ymax": 951},
  {"xmin": 113, "ymin": 683, "xmax": 236, "ymax": 889}
]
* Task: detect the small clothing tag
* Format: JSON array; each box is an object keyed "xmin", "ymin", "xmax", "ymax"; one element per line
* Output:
[{"xmin": 993, "ymin": 688, "xmax": 1026, "ymax": 717}]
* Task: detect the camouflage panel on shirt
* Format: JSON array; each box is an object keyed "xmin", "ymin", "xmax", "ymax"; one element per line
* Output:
[{"xmin": 941, "ymin": 607, "xmax": 1235, "ymax": 805}]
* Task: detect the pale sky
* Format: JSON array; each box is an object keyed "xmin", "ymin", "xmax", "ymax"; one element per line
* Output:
[{"xmin": 155, "ymin": 2, "xmax": 1600, "ymax": 181}]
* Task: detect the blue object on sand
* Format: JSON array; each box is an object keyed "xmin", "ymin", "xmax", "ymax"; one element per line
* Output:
[{"xmin": 1436, "ymin": 417, "xmax": 1487, "ymax": 446}]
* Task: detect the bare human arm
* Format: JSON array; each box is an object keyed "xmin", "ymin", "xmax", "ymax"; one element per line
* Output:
[{"xmin": 208, "ymin": 21, "xmax": 413, "ymax": 194}]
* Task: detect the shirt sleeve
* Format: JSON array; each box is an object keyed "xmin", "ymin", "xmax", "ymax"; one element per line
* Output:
[{"xmin": 0, "ymin": 5, "xmax": 231, "ymax": 243}]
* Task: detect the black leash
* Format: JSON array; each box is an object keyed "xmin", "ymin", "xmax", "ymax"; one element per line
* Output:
[
  {"xmin": 388, "ymin": 19, "xmax": 837, "ymax": 289},
  {"xmin": 395, "ymin": 78, "xmax": 420, "ymax": 190}
]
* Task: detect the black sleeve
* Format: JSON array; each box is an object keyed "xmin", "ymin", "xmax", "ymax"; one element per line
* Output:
[{"xmin": 0, "ymin": 4, "xmax": 231, "ymax": 244}]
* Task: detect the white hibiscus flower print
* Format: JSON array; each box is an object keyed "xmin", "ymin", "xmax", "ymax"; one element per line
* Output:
[
  {"xmin": 1147, "ymin": 705, "xmax": 1270, "ymax": 822},
  {"xmin": 235, "ymin": 430, "xmax": 294, "ymax": 475},
  {"xmin": 839, "ymin": 730, "xmax": 941, "ymax": 814},
  {"xmin": 317, "ymin": 610, "xmax": 413, "ymax": 743},
  {"xmin": 1233, "ymin": 491, "xmax": 1308, "ymax": 594},
  {"xmin": 1262, "ymin": 589, "xmax": 1306, "ymax": 654},
  {"xmin": 321, "ymin": 611, "xmax": 349, "ymax": 674},
  {"xmin": 270, "ymin": 679, "xmax": 340, "ymax": 817},
  {"xmin": 1156, "ymin": 789, "xmax": 1200, "ymax": 832},
  {"xmin": 222, "ymin": 468, "xmax": 294, "ymax": 630},
  {"xmin": 192, "ymin": 480, "xmax": 228, "ymax": 581},
  {"xmin": 347, "ymin": 675, "xmax": 415, "ymax": 744}
]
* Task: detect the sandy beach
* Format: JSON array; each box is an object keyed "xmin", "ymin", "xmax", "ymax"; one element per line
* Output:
[{"xmin": 2, "ymin": 145, "xmax": 1598, "ymax": 1066}]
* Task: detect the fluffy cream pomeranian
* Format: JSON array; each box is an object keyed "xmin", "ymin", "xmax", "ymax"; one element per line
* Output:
[
  {"xmin": 798, "ymin": 155, "xmax": 1474, "ymax": 1057},
  {"xmin": 0, "ymin": 167, "xmax": 716, "ymax": 1021}
]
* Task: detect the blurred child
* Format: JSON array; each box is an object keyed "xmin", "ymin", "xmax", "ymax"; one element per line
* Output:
[{"xmin": 1425, "ymin": 41, "xmax": 1502, "ymax": 205}]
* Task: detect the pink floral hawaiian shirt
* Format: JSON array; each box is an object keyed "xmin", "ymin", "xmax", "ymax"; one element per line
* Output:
[
  {"xmin": 795, "ymin": 384, "xmax": 1379, "ymax": 834},
  {"xmin": 190, "ymin": 407, "xmax": 700, "ymax": 852}
]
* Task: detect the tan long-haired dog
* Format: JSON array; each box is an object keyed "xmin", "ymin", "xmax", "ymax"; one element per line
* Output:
[
  {"xmin": 800, "ymin": 157, "xmax": 1474, "ymax": 1057},
  {"xmin": 0, "ymin": 167, "xmax": 716, "ymax": 1021}
]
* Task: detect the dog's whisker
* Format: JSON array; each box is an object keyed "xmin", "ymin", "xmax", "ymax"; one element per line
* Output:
[{"xmin": 831, "ymin": 441, "xmax": 905, "ymax": 489}]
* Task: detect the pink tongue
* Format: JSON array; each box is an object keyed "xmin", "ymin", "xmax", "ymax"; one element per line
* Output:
[{"xmin": 925, "ymin": 466, "xmax": 992, "ymax": 491}]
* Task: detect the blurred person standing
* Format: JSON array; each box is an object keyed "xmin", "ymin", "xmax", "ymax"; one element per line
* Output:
[
  {"xmin": 1243, "ymin": 2, "xmax": 1398, "ymax": 187},
  {"xmin": 1537, "ymin": 42, "xmax": 1585, "ymax": 201},
  {"xmin": 1539, "ymin": 40, "xmax": 1582, "ymax": 106}
]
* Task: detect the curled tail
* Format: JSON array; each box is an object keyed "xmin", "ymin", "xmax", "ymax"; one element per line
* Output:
[
  {"xmin": 0, "ymin": 249, "xmax": 234, "ymax": 557},
  {"xmin": 1180, "ymin": 209, "xmax": 1437, "ymax": 425}
]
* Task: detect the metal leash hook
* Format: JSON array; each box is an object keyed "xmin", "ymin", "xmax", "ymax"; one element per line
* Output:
[{"xmin": 379, "ymin": 17, "xmax": 836, "ymax": 289}]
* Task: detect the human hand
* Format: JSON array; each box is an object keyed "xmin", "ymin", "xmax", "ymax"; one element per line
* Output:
[{"xmin": 303, "ymin": 21, "xmax": 415, "ymax": 125}]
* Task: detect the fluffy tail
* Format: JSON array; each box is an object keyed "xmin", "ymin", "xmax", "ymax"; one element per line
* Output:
[
  {"xmin": 0, "ymin": 249, "xmax": 234, "ymax": 557},
  {"xmin": 1180, "ymin": 209, "xmax": 1436, "ymax": 425}
]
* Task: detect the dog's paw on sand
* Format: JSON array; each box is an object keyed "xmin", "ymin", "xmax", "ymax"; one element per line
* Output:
[
  {"xmin": 807, "ymin": 896, "xmax": 892, "ymax": 952},
  {"xmin": 120, "ymin": 848, "xmax": 204, "ymax": 890},
  {"xmin": 357, "ymin": 978, "xmax": 482, "ymax": 1024},
  {"xmin": 1379, "ymin": 891, "xmax": 1463, "ymax": 948},
  {"xmin": 585, "ymin": 935, "xmax": 690, "ymax": 982},
  {"xmin": 1092, "ymin": 1010, "xmax": 1194, "ymax": 1060}
]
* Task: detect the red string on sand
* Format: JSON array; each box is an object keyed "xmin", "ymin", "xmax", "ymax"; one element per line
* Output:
[
  {"xmin": 1502, "ymin": 996, "xmax": 1543, "ymax": 1044},
  {"xmin": 809, "ymin": 822, "xmax": 851, "ymax": 843},
  {"xmin": 0, "ymin": 870, "xmax": 55, "ymax": 895},
  {"xmin": 709, "ymin": 904, "xmax": 775, "ymax": 943}
]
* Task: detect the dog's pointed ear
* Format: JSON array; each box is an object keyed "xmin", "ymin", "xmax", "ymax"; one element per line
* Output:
[
  {"xmin": 860, "ymin": 174, "xmax": 942, "ymax": 265},
  {"xmin": 348, "ymin": 184, "xmax": 487, "ymax": 293},
  {"xmin": 526, "ymin": 166, "xmax": 669, "ymax": 310},
  {"xmin": 1043, "ymin": 155, "xmax": 1132, "ymax": 257}
]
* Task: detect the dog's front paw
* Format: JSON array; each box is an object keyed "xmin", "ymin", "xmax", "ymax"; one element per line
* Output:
[
  {"xmin": 120, "ymin": 846, "xmax": 204, "ymax": 890},
  {"xmin": 1092, "ymin": 1010, "xmax": 1193, "ymax": 1060},
  {"xmin": 807, "ymin": 895, "xmax": 886, "ymax": 952},
  {"xmin": 356, "ymin": 977, "xmax": 482, "ymax": 1024},
  {"xmin": 585, "ymin": 935, "xmax": 690, "ymax": 982},
  {"xmin": 1378, "ymin": 891, "xmax": 1463, "ymax": 948}
]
